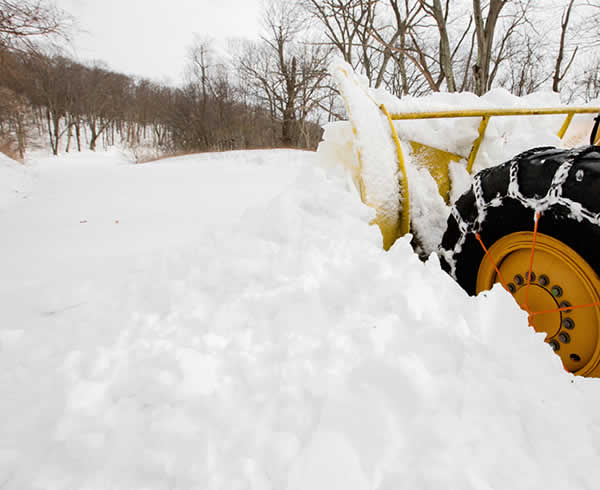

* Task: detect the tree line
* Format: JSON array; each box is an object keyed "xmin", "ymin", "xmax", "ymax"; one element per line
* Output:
[
  {"xmin": 0, "ymin": 1, "xmax": 325, "ymax": 160},
  {"xmin": 1, "ymin": 0, "xmax": 599, "ymax": 161},
  {"xmin": 0, "ymin": 50, "xmax": 311, "ymax": 160}
]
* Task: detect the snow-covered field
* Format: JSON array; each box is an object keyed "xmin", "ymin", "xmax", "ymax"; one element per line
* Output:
[{"xmin": 2, "ymin": 147, "xmax": 600, "ymax": 490}]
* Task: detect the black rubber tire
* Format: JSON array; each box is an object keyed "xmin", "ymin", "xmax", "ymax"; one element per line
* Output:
[{"xmin": 440, "ymin": 145, "xmax": 600, "ymax": 295}]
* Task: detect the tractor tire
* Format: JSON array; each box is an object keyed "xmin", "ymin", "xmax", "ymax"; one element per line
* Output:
[{"xmin": 440, "ymin": 145, "xmax": 600, "ymax": 376}]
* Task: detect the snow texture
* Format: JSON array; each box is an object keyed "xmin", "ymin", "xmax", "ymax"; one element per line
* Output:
[
  {"xmin": 330, "ymin": 59, "xmax": 403, "ymax": 239},
  {"xmin": 402, "ymin": 147, "xmax": 450, "ymax": 256},
  {"xmin": 2, "ymin": 147, "xmax": 600, "ymax": 490},
  {"xmin": 0, "ymin": 152, "xmax": 29, "ymax": 210}
]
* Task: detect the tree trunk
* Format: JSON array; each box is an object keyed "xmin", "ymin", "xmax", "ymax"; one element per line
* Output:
[
  {"xmin": 553, "ymin": 0, "xmax": 576, "ymax": 93},
  {"xmin": 473, "ymin": 0, "xmax": 506, "ymax": 95},
  {"xmin": 434, "ymin": 0, "xmax": 456, "ymax": 92},
  {"xmin": 46, "ymin": 108, "xmax": 59, "ymax": 156},
  {"xmin": 65, "ymin": 120, "xmax": 72, "ymax": 152},
  {"xmin": 16, "ymin": 112, "xmax": 26, "ymax": 159},
  {"xmin": 76, "ymin": 122, "xmax": 81, "ymax": 152},
  {"xmin": 282, "ymin": 56, "xmax": 297, "ymax": 147}
]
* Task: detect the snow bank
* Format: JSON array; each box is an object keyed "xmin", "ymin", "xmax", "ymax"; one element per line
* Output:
[
  {"xmin": 0, "ymin": 152, "xmax": 29, "ymax": 210},
  {"xmin": 2, "ymin": 149, "xmax": 600, "ymax": 489},
  {"xmin": 330, "ymin": 59, "xmax": 404, "ymax": 248}
]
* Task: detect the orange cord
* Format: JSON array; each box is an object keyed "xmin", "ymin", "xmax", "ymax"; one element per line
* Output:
[
  {"xmin": 530, "ymin": 301, "xmax": 600, "ymax": 317},
  {"xmin": 475, "ymin": 232, "xmax": 511, "ymax": 294},
  {"xmin": 474, "ymin": 214, "xmax": 600, "ymax": 322},
  {"xmin": 524, "ymin": 212, "xmax": 541, "ymax": 310}
]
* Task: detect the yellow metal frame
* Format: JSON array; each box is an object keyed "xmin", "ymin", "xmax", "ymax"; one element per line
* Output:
[
  {"xmin": 380, "ymin": 104, "xmax": 411, "ymax": 238},
  {"xmin": 388, "ymin": 107, "xmax": 600, "ymax": 175}
]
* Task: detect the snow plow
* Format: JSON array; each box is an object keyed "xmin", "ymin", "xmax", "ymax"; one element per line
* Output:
[{"xmin": 324, "ymin": 61, "xmax": 600, "ymax": 377}]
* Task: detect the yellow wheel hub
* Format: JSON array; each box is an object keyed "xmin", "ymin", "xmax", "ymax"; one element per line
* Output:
[{"xmin": 476, "ymin": 231, "xmax": 600, "ymax": 376}]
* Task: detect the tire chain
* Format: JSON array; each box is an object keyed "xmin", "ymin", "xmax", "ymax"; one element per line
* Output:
[{"xmin": 440, "ymin": 146, "xmax": 600, "ymax": 280}]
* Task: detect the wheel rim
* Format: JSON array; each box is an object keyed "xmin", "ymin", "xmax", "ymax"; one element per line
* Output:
[{"xmin": 476, "ymin": 231, "xmax": 600, "ymax": 376}]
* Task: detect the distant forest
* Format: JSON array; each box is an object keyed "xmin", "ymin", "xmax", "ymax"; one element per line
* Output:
[{"xmin": 1, "ymin": 0, "xmax": 599, "ymax": 161}]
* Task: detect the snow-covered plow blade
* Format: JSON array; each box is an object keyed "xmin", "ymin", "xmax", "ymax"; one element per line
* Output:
[{"xmin": 326, "ymin": 61, "xmax": 600, "ymax": 377}]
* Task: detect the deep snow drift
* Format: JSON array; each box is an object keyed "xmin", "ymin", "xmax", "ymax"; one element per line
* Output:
[{"xmin": 2, "ymin": 148, "xmax": 600, "ymax": 490}]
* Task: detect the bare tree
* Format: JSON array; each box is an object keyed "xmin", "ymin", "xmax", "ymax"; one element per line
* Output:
[
  {"xmin": 365, "ymin": 1, "xmax": 473, "ymax": 94},
  {"xmin": 580, "ymin": 1, "xmax": 600, "ymax": 47},
  {"xmin": 417, "ymin": 0, "xmax": 458, "ymax": 91},
  {"xmin": 238, "ymin": 0, "xmax": 330, "ymax": 146},
  {"xmin": 472, "ymin": 0, "xmax": 507, "ymax": 95},
  {"xmin": 302, "ymin": 0, "xmax": 421, "ymax": 92},
  {"xmin": 82, "ymin": 65, "xmax": 130, "ymax": 151},
  {"xmin": 552, "ymin": 0, "xmax": 577, "ymax": 93},
  {"xmin": 0, "ymin": 86, "xmax": 29, "ymax": 159},
  {"xmin": 17, "ymin": 52, "xmax": 73, "ymax": 155},
  {"xmin": 186, "ymin": 36, "xmax": 214, "ymax": 109},
  {"xmin": 367, "ymin": 0, "xmax": 425, "ymax": 93},
  {"xmin": 0, "ymin": 0, "xmax": 68, "ymax": 53},
  {"xmin": 577, "ymin": 57, "xmax": 600, "ymax": 102},
  {"xmin": 497, "ymin": 34, "xmax": 550, "ymax": 96},
  {"xmin": 471, "ymin": 0, "xmax": 532, "ymax": 95},
  {"xmin": 301, "ymin": 0, "xmax": 376, "ymax": 68}
]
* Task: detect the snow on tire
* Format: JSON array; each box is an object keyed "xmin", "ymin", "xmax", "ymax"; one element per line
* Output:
[
  {"xmin": 440, "ymin": 145, "xmax": 600, "ymax": 295},
  {"xmin": 439, "ymin": 145, "xmax": 600, "ymax": 375}
]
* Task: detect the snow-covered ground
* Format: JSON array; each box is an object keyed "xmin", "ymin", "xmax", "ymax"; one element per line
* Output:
[{"xmin": 2, "ymin": 147, "xmax": 600, "ymax": 490}]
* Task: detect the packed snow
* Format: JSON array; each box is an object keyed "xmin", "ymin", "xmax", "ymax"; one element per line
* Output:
[
  {"xmin": 2, "ymin": 143, "xmax": 600, "ymax": 490},
  {"xmin": 331, "ymin": 59, "xmax": 404, "ymax": 249},
  {"xmin": 0, "ymin": 152, "xmax": 30, "ymax": 210}
]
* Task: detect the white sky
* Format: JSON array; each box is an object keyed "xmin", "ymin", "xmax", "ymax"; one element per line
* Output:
[{"xmin": 55, "ymin": 0, "xmax": 262, "ymax": 84}]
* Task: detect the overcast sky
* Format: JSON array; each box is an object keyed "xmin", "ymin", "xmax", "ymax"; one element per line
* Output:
[{"xmin": 55, "ymin": 0, "xmax": 262, "ymax": 84}]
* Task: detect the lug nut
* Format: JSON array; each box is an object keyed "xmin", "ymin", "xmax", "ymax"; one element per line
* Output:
[
  {"xmin": 562, "ymin": 318, "xmax": 575, "ymax": 330},
  {"xmin": 570, "ymin": 353, "xmax": 581, "ymax": 362},
  {"xmin": 551, "ymin": 285, "xmax": 563, "ymax": 297},
  {"xmin": 508, "ymin": 283, "xmax": 517, "ymax": 294},
  {"xmin": 558, "ymin": 332, "xmax": 571, "ymax": 343},
  {"xmin": 560, "ymin": 301, "xmax": 572, "ymax": 312},
  {"xmin": 549, "ymin": 340, "xmax": 560, "ymax": 351},
  {"xmin": 538, "ymin": 274, "xmax": 550, "ymax": 286},
  {"xmin": 514, "ymin": 274, "xmax": 524, "ymax": 286},
  {"xmin": 525, "ymin": 271, "xmax": 536, "ymax": 282}
]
